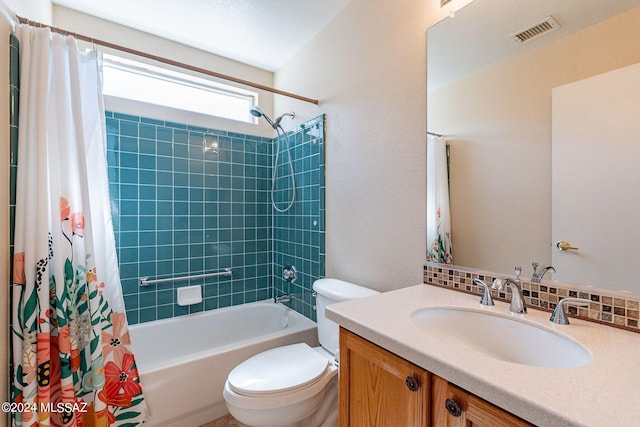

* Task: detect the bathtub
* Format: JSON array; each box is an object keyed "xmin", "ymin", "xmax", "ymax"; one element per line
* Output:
[{"xmin": 129, "ymin": 300, "xmax": 318, "ymax": 427}]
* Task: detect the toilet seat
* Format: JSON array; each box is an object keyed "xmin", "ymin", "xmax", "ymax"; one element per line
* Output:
[
  {"xmin": 227, "ymin": 343, "xmax": 331, "ymax": 397},
  {"xmin": 223, "ymin": 344, "xmax": 338, "ymax": 412},
  {"xmin": 223, "ymin": 279, "xmax": 376, "ymax": 427}
]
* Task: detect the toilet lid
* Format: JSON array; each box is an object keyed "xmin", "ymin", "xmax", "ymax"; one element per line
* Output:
[{"xmin": 227, "ymin": 343, "xmax": 329, "ymax": 396}]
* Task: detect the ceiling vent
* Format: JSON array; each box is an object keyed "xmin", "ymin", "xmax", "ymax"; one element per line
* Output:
[{"xmin": 511, "ymin": 16, "xmax": 560, "ymax": 44}]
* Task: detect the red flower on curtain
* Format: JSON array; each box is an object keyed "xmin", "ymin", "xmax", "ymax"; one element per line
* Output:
[
  {"xmin": 104, "ymin": 353, "xmax": 142, "ymax": 407},
  {"xmin": 36, "ymin": 333, "xmax": 63, "ymax": 418},
  {"xmin": 97, "ymin": 388, "xmax": 116, "ymax": 425}
]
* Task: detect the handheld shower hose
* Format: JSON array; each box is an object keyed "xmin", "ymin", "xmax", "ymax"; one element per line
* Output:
[{"xmin": 250, "ymin": 107, "xmax": 296, "ymax": 212}]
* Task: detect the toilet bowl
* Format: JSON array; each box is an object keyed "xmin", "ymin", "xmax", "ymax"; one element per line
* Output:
[
  {"xmin": 223, "ymin": 344, "xmax": 338, "ymax": 427},
  {"xmin": 223, "ymin": 278, "xmax": 379, "ymax": 427}
]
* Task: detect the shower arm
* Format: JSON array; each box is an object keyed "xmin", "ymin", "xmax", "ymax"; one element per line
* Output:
[{"xmin": 274, "ymin": 112, "xmax": 296, "ymax": 127}]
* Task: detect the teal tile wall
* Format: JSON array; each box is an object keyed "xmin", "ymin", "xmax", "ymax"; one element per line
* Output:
[
  {"xmin": 272, "ymin": 116, "xmax": 326, "ymax": 320},
  {"xmin": 106, "ymin": 112, "xmax": 275, "ymax": 324},
  {"xmin": 105, "ymin": 112, "xmax": 326, "ymax": 324},
  {"xmin": 8, "ymin": 32, "xmax": 19, "ymax": 413},
  {"xmin": 9, "ymin": 34, "xmax": 19, "ymax": 282}
]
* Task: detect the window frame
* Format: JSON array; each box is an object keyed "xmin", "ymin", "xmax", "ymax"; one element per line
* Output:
[{"xmin": 102, "ymin": 54, "xmax": 259, "ymax": 124}]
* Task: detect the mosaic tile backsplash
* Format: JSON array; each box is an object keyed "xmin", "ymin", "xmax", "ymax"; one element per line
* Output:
[
  {"xmin": 424, "ymin": 261, "xmax": 640, "ymax": 332},
  {"xmin": 105, "ymin": 112, "xmax": 325, "ymax": 324}
]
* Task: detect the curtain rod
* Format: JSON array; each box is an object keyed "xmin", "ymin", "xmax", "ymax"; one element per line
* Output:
[{"xmin": 16, "ymin": 16, "xmax": 320, "ymax": 106}]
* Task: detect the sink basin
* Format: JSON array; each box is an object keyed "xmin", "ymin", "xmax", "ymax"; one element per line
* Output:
[{"xmin": 410, "ymin": 307, "xmax": 591, "ymax": 368}]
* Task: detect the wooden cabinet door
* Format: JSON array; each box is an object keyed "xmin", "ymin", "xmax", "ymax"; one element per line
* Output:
[
  {"xmin": 339, "ymin": 328, "xmax": 430, "ymax": 426},
  {"xmin": 431, "ymin": 375, "xmax": 533, "ymax": 427}
]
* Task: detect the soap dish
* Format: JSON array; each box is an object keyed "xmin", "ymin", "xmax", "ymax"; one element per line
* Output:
[{"xmin": 177, "ymin": 285, "xmax": 203, "ymax": 306}]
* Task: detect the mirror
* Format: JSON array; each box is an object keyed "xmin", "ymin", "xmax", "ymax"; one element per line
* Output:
[{"xmin": 427, "ymin": 0, "xmax": 640, "ymax": 294}]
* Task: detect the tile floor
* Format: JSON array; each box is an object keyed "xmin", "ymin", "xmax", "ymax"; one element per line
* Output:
[{"xmin": 199, "ymin": 414, "xmax": 248, "ymax": 427}]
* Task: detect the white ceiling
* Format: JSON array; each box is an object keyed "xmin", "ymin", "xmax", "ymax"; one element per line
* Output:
[
  {"xmin": 50, "ymin": 0, "xmax": 640, "ymax": 84},
  {"xmin": 428, "ymin": 0, "xmax": 640, "ymax": 89},
  {"xmin": 51, "ymin": 0, "xmax": 353, "ymax": 71}
]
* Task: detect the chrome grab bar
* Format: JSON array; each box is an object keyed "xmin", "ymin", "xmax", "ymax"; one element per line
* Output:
[{"xmin": 139, "ymin": 268, "xmax": 232, "ymax": 286}]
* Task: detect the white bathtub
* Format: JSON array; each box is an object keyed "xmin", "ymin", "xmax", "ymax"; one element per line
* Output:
[{"xmin": 129, "ymin": 300, "xmax": 318, "ymax": 427}]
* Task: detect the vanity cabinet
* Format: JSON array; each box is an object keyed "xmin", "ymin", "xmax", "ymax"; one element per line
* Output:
[
  {"xmin": 431, "ymin": 375, "xmax": 533, "ymax": 427},
  {"xmin": 338, "ymin": 326, "xmax": 430, "ymax": 425},
  {"xmin": 339, "ymin": 328, "xmax": 533, "ymax": 427}
]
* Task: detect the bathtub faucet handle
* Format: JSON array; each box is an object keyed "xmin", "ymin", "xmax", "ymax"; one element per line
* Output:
[{"xmin": 283, "ymin": 265, "xmax": 297, "ymax": 283}]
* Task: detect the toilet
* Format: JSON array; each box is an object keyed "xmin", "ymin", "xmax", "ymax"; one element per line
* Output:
[{"xmin": 223, "ymin": 278, "xmax": 379, "ymax": 427}]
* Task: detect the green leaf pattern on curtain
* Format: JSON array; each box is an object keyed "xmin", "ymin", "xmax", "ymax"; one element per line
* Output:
[
  {"xmin": 429, "ymin": 220, "xmax": 453, "ymax": 264},
  {"xmin": 11, "ymin": 24, "xmax": 147, "ymax": 427},
  {"xmin": 12, "ymin": 198, "xmax": 146, "ymax": 426}
]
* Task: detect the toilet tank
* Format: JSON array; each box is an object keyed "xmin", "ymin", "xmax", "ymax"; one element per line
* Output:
[{"xmin": 313, "ymin": 278, "xmax": 379, "ymax": 357}]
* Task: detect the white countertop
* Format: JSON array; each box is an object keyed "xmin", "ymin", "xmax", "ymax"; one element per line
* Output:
[{"xmin": 326, "ymin": 284, "xmax": 640, "ymax": 427}]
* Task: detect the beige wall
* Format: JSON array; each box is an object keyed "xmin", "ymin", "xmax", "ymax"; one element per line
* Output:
[
  {"xmin": 273, "ymin": 0, "xmax": 472, "ymax": 291},
  {"xmin": 53, "ymin": 6, "xmax": 277, "ymax": 139},
  {"xmin": 3, "ymin": 0, "xmax": 51, "ymax": 23},
  {"xmin": 428, "ymin": 7, "xmax": 640, "ymax": 276}
]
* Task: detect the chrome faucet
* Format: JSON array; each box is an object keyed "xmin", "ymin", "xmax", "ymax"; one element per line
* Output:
[
  {"xmin": 275, "ymin": 294, "xmax": 292, "ymax": 304},
  {"xmin": 550, "ymin": 298, "xmax": 591, "ymax": 325},
  {"xmin": 473, "ymin": 279, "xmax": 494, "ymax": 306},
  {"xmin": 531, "ymin": 262, "xmax": 556, "ymax": 283},
  {"xmin": 492, "ymin": 266, "xmax": 527, "ymax": 314}
]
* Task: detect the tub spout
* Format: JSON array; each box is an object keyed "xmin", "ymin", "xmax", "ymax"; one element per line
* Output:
[{"xmin": 275, "ymin": 294, "xmax": 292, "ymax": 304}]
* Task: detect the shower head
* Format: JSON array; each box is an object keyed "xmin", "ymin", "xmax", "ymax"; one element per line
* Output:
[
  {"xmin": 274, "ymin": 112, "xmax": 296, "ymax": 127},
  {"xmin": 249, "ymin": 105, "xmax": 264, "ymax": 118},
  {"xmin": 250, "ymin": 106, "xmax": 295, "ymax": 129},
  {"xmin": 250, "ymin": 106, "xmax": 276, "ymax": 128}
]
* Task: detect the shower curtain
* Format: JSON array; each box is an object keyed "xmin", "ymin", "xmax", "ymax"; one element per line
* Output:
[
  {"xmin": 11, "ymin": 25, "xmax": 147, "ymax": 426},
  {"xmin": 426, "ymin": 135, "xmax": 453, "ymax": 263}
]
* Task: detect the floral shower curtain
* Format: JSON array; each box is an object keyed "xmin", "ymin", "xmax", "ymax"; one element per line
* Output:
[
  {"xmin": 11, "ymin": 25, "xmax": 147, "ymax": 426},
  {"xmin": 426, "ymin": 134, "xmax": 453, "ymax": 263}
]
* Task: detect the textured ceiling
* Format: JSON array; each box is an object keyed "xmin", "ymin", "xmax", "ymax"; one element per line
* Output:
[
  {"xmin": 50, "ymin": 0, "xmax": 640, "ymax": 84},
  {"xmin": 51, "ymin": 0, "xmax": 353, "ymax": 71},
  {"xmin": 428, "ymin": 0, "xmax": 640, "ymax": 89}
]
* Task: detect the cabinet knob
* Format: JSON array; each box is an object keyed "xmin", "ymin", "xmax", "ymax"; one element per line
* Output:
[
  {"xmin": 445, "ymin": 398, "xmax": 462, "ymax": 417},
  {"xmin": 405, "ymin": 376, "xmax": 419, "ymax": 392}
]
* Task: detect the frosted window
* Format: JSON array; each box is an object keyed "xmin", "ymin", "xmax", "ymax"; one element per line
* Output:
[{"xmin": 102, "ymin": 55, "xmax": 257, "ymax": 123}]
